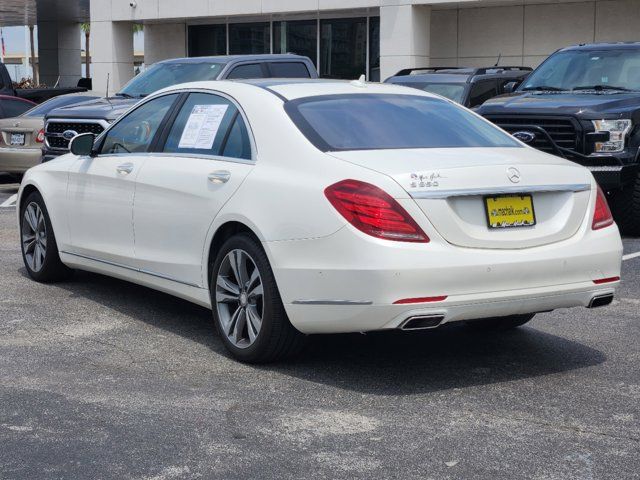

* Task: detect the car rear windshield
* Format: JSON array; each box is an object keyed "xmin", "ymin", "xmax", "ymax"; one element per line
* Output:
[
  {"xmin": 118, "ymin": 62, "xmax": 225, "ymax": 98},
  {"xmin": 285, "ymin": 94, "xmax": 520, "ymax": 151}
]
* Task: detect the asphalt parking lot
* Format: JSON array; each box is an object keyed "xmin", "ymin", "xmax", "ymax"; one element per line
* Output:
[{"xmin": 0, "ymin": 174, "xmax": 639, "ymax": 480}]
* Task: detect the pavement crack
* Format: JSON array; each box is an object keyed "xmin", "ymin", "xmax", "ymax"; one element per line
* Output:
[{"xmin": 468, "ymin": 409, "xmax": 640, "ymax": 443}]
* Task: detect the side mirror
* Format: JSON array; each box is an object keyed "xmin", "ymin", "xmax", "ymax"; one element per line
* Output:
[
  {"xmin": 503, "ymin": 81, "xmax": 520, "ymax": 94},
  {"xmin": 70, "ymin": 133, "xmax": 95, "ymax": 156}
]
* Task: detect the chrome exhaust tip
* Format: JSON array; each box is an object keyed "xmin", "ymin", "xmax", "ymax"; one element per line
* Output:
[
  {"xmin": 400, "ymin": 314, "xmax": 445, "ymax": 331},
  {"xmin": 588, "ymin": 293, "xmax": 614, "ymax": 309}
]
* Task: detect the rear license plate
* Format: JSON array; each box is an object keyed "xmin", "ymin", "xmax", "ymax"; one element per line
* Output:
[
  {"xmin": 10, "ymin": 133, "xmax": 25, "ymax": 146},
  {"xmin": 485, "ymin": 194, "xmax": 536, "ymax": 229}
]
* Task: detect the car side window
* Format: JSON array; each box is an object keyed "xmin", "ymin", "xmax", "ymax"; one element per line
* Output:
[
  {"xmin": 268, "ymin": 62, "xmax": 311, "ymax": 78},
  {"xmin": 162, "ymin": 92, "xmax": 251, "ymax": 159},
  {"xmin": 222, "ymin": 115, "xmax": 252, "ymax": 160},
  {"xmin": 226, "ymin": 64, "xmax": 266, "ymax": 79},
  {"xmin": 100, "ymin": 94, "xmax": 177, "ymax": 154},
  {"xmin": 469, "ymin": 80, "xmax": 498, "ymax": 108}
]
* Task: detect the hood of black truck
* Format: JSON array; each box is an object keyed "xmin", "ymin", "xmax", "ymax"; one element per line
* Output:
[
  {"xmin": 477, "ymin": 91, "xmax": 640, "ymax": 119},
  {"xmin": 45, "ymin": 97, "xmax": 138, "ymax": 123}
]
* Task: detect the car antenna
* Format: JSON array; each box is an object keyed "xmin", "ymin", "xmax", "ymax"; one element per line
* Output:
[
  {"xmin": 105, "ymin": 73, "xmax": 111, "ymax": 104},
  {"xmin": 494, "ymin": 53, "xmax": 502, "ymax": 67},
  {"xmin": 351, "ymin": 74, "xmax": 367, "ymax": 88}
]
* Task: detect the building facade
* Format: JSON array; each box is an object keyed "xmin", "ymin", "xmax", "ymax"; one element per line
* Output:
[{"xmin": 90, "ymin": 0, "xmax": 640, "ymax": 92}]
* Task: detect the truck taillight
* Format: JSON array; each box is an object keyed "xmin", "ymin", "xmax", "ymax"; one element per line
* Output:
[
  {"xmin": 592, "ymin": 186, "xmax": 614, "ymax": 230},
  {"xmin": 35, "ymin": 129, "xmax": 45, "ymax": 143},
  {"xmin": 324, "ymin": 179, "xmax": 429, "ymax": 243}
]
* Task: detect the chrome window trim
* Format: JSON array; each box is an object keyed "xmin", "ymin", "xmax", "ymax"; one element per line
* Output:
[
  {"xmin": 97, "ymin": 151, "xmax": 255, "ymax": 166},
  {"xmin": 410, "ymin": 183, "xmax": 591, "ymax": 199},
  {"xmin": 61, "ymin": 251, "xmax": 202, "ymax": 289}
]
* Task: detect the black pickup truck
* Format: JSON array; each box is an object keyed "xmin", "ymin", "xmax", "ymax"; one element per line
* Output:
[
  {"xmin": 476, "ymin": 42, "xmax": 640, "ymax": 235},
  {"xmin": 0, "ymin": 62, "xmax": 86, "ymax": 104}
]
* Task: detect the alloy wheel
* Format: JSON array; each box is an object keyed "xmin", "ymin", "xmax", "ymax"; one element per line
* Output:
[
  {"xmin": 215, "ymin": 249, "xmax": 264, "ymax": 348},
  {"xmin": 22, "ymin": 202, "xmax": 47, "ymax": 272}
]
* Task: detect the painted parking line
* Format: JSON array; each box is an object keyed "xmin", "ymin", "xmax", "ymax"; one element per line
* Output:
[
  {"xmin": 0, "ymin": 194, "xmax": 17, "ymax": 208},
  {"xmin": 623, "ymin": 251, "xmax": 640, "ymax": 261}
]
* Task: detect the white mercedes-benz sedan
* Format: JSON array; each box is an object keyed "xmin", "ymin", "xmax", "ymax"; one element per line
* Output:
[{"xmin": 17, "ymin": 79, "xmax": 623, "ymax": 362}]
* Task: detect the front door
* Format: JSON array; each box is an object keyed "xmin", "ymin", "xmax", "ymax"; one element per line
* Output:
[
  {"xmin": 133, "ymin": 92, "xmax": 255, "ymax": 287},
  {"xmin": 66, "ymin": 94, "xmax": 179, "ymax": 266}
]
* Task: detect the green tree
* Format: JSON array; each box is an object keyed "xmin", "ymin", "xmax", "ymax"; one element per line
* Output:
[{"xmin": 81, "ymin": 22, "xmax": 90, "ymax": 78}]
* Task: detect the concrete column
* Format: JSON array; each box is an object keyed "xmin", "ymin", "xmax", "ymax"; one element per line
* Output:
[
  {"xmin": 91, "ymin": 20, "xmax": 134, "ymax": 93},
  {"xmin": 37, "ymin": 21, "xmax": 82, "ymax": 87},
  {"xmin": 380, "ymin": 4, "xmax": 431, "ymax": 81},
  {"xmin": 144, "ymin": 23, "xmax": 187, "ymax": 66}
]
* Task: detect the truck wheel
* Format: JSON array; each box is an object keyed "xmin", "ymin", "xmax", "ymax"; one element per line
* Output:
[{"xmin": 609, "ymin": 173, "xmax": 640, "ymax": 236}]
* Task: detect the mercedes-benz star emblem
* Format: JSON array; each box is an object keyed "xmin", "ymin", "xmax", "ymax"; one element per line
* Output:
[{"xmin": 507, "ymin": 167, "xmax": 521, "ymax": 184}]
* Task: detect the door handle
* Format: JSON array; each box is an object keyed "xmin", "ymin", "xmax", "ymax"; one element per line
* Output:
[
  {"xmin": 208, "ymin": 170, "xmax": 231, "ymax": 184},
  {"xmin": 116, "ymin": 163, "xmax": 134, "ymax": 175}
]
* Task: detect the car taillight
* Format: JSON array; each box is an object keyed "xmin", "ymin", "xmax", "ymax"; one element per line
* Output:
[
  {"xmin": 324, "ymin": 179, "xmax": 429, "ymax": 243},
  {"xmin": 35, "ymin": 129, "xmax": 45, "ymax": 143},
  {"xmin": 592, "ymin": 186, "xmax": 614, "ymax": 230}
]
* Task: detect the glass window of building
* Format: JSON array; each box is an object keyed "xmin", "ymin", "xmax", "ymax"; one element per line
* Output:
[
  {"xmin": 188, "ymin": 25, "xmax": 227, "ymax": 57},
  {"xmin": 320, "ymin": 18, "xmax": 367, "ymax": 80},
  {"xmin": 229, "ymin": 23, "xmax": 270, "ymax": 55},
  {"xmin": 369, "ymin": 17, "xmax": 380, "ymax": 82},
  {"xmin": 273, "ymin": 20, "xmax": 318, "ymax": 67}
]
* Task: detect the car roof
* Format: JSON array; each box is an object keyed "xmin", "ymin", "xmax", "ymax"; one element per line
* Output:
[
  {"xmin": 560, "ymin": 42, "xmax": 640, "ymax": 52},
  {"xmin": 159, "ymin": 78, "xmax": 439, "ymax": 102},
  {"xmin": 158, "ymin": 54, "xmax": 311, "ymax": 65},
  {"xmin": 386, "ymin": 66, "xmax": 531, "ymax": 84}
]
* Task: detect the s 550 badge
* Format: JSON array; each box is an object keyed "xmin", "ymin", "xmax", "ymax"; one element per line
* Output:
[{"xmin": 410, "ymin": 172, "xmax": 444, "ymax": 188}]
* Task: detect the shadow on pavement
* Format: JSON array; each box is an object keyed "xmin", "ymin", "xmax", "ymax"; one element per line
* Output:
[{"xmin": 51, "ymin": 270, "xmax": 606, "ymax": 396}]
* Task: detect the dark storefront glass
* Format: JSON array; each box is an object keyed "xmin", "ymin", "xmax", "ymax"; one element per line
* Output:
[
  {"xmin": 188, "ymin": 24, "xmax": 227, "ymax": 57},
  {"xmin": 229, "ymin": 23, "xmax": 270, "ymax": 55},
  {"xmin": 369, "ymin": 17, "xmax": 380, "ymax": 82},
  {"xmin": 273, "ymin": 20, "xmax": 318, "ymax": 67},
  {"xmin": 320, "ymin": 18, "xmax": 367, "ymax": 80}
]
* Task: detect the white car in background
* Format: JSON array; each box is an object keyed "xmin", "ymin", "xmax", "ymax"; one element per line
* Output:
[{"xmin": 17, "ymin": 79, "xmax": 623, "ymax": 363}]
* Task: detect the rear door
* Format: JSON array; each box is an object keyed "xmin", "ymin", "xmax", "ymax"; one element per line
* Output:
[{"xmin": 132, "ymin": 91, "xmax": 254, "ymax": 287}]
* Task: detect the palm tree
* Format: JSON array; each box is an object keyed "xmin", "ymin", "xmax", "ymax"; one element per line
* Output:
[{"xmin": 81, "ymin": 23, "xmax": 90, "ymax": 78}]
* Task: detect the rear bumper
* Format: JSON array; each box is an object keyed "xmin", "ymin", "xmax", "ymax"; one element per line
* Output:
[
  {"xmin": 0, "ymin": 147, "xmax": 41, "ymax": 173},
  {"xmin": 265, "ymin": 223, "xmax": 622, "ymax": 334},
  {"xmin": 284, "ymin": 283, "xmax": 617, "ymax": 334}
]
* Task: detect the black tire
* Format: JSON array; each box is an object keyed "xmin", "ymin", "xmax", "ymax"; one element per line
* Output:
[
  {"xmin": 466, "ymin": 313, "xmax": 536, "ymax": 331},
  {"xmin": 210, "ymin": 233, "xmax": 306, "ymax": 363},
  {"xmin": 12, "ymin": 173, "xmax": 24, "ymax": 183},
  {"xmin": 609, "ymin": 173, "xmax": 640, "ymax": 236},
  {"xmin": 19, "ymin": 191, "xmax": 73, "ymax": 283}
]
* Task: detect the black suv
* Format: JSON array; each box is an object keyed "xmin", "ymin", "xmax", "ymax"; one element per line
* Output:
[
  {"xmin": 385, "ymin": 66, "xmax": 532, "ymax": 108},
  {"xmin": 476, "ymin": 43, "xmax": 640, "ymax": 235},
  {"xmin": 43, "ymin": 54, "xmax": 317, "ymax": 160}
]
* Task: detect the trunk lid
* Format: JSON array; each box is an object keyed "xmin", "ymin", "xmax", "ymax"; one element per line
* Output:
[{"xmin": 328, "ymin": 147, "xmax": 593, "ymax": 249}]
